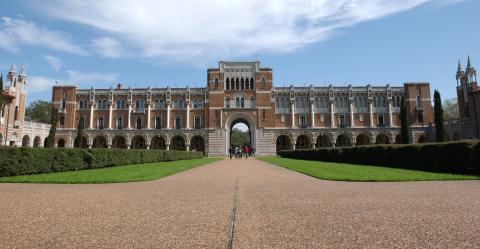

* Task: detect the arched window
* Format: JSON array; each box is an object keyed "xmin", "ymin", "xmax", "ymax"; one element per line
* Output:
[
  {"xmin": 117, "ymin": 116, "xmax": 123, "ymax": 129},
  {"xmin": 261, "ymin": 77, "xmax": 266, "ymax": 88},
  {"xmin": 226, "ymin": 78, "xmax": 230, "ymax": 90},
  {"xmin": 250, "ymin": 78, "xmax": 254, "ymax": 89},
  {"xmin": 226, "ymin": 97, "xmax": 230, "ymax": 108},
  {"xmin": 397, "ymin": 96, "xmax": 401, "ymax": 107},
  {"xmin": 235, "ymin": 78, "xmax": 239, "ymax": 90},
  {"xmin": 236, "ymin": 97, "xmax": 240, "ymax": 108},
  {"xmin": 214, "ymin": 77, "xmax": 219, "ymax": 88},
  {"xmin": 250, "ymin": 97, "xmax": 255, "ymax": 107},
  {"xmin": 245, "ymin": 78, "xmax": 250, "ymax": 90},
  {"xmin": 97, "ymin": 116, "xmax": 104, "ymax": 129},
  {"xmin": 136, "ymin": 116, "xmax": 142, "ymax": 129},
  {"xmin": 241, "ymin": 97, "xmax": 245, "ymax": 108},
  {"xmin": 241, "ymin": 78, "xmax": 245, "ymax": 90},
  {"xmin": 14, "ymin": 106, "xmax": 18, "ymax": 121}
]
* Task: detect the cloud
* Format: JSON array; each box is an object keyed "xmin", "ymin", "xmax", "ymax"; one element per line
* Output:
[
  {"xmin": 91, "ymin": 37, "xmax": 124, "ymax": 58},
  {"xmin": 28, "ymin": 70, "xmax": 119, "ymax": 93},
  {"xmin": 40, "ymin": 0, "xmax": 460, "ymax": 62},
  {"xmin": 0, "ymin": 17, "xmax": 87, "ymax": 55},
  {"xmin": 44, "ymin": 55, "xmax": 62, "ymax": 71},
  {"xmin": 66, "ymin": 70, "xmax": 119, "ymax": 85},
  {"xmin": 28, "ymin": 76, "xmax": 60, "ymax": 93}
]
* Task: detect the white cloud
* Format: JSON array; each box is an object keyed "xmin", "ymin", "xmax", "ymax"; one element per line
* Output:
[
  {"xmin": 91, "ymin": 37, "xmax": 124, "ymax": 58},
  {"xmin": 28, "ymin": 76, "xmax": 60, "ymax": 93},
  {"xmin": 40, "ymin": 0, "xmax": 459, "ymax": 62},
  {"xmin": 44, "ymin": 55, "xmax": 62, "ymax": 71},
  {"xmin": 0, "ymin": 17, "xmax": 87, "ymax": 55},
  {"xmin": 28, "ymin": 70, "xmax": 119, "ymax": 93},
  {"xmin": 66, "ymin": 70, "xmax": 119, "ymax": 85}
]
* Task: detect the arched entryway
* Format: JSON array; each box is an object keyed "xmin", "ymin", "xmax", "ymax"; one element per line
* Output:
[
  {"xmin": 171, "ymin": 135, "xmax": 186, "ymax": 151},
  {"xmin": 93, "ymin": 136, "xmax": 107, "ymax": 148},
  {"xmin": 22, "ymin": 135, "xmax": 30, "ymax": 147},
  {"xmin": 295, "ymin": 134, "xmax": 311, "ymax": 149},
  {"xmin": 33, "ymin": 136, "xmax": 41, "ymax": 147},
  {"xmin": 316, "ymin": 135, "xmax": 332, "ymax": 147},
  {"xmin": 151, "ymin": 135, "xmax": 166, "ymax": 150},
  {"xmin": 418, "ymin": 134, "xmax": 427, "ymax": 143},
  {"xmin": 112, "ymin": 136, "xmax": 127, "ymax": 149},
  {"xmin": 74, "ymin": 136, "xmax": 88, "ymax": 148},
  {"xmin": 276, "ymin": 135, "xmax": 292, "ymax": 152},
  {"xmin": 356, "ymin": 134, "xmax": 371, "ymax": 146},
  {"xmin": 57, "ymin": 139, "xmax": 65, "ymax": 148},
  {"xmin": 190, "ymin": 136, "xmax": 205, "ymax": 154},
  {"xmin": 225, "ymin": 112, "xmax": 256, "ymax": 154},
  {"xmin": 229, "ymin": 119, "xmax": 251, "ymax": 148},
  {"xmin": 336, "ymin": 134, "xmax": 352, "ymax": 147},
  {"xmin": 376, "ymin": 134, "xmax": 390, "ymax": 144},
  {"xmin": 394, "ymin": 134, "xmax": 401, "ymax": 144},
  {"xmin": 131, "ymin": 135, "xmax": 146, "ymax": 149}
]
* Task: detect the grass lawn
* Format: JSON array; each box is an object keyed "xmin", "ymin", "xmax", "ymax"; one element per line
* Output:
[
  {"xmin": 258, "ymin": 157, "xmax": 480, "ymax": 182},
  {"xmin": 0, "ymin": 158, "xmax": 222, "ymax": 184}
]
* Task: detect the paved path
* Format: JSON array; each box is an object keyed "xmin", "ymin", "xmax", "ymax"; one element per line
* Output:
[{"xmin": 1, "ymin": 158, "xmax": 480, "ymax": 248}]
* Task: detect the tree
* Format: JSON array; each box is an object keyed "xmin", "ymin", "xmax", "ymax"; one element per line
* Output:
[
  {"xmin": 25, "ymin": 100, "xmax": 52, "ymax": 123},
  {"xmin": 434, "ymin": 90, "xmax": 446, "ymax": 142},
  {"xmin": 44, "ymin": 106, "xmax": 58, "ymax": 147},
  {"xmin": 230, "ymin": 128, "xmax": 250, "ymax": 147},
  {"xmin": 400, "ymin": 97, "xmax": 410, "ymax": 144},
  {"xmin": 74, "ymin": 116, "xmax": 85, "ymax": 148},
  {"xmin": 443, "ymin": 98, "xmax": 459, "ymax": 121}
]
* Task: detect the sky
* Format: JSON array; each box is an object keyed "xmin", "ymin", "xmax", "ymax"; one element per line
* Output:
[{"xmin": 0, "ymin": 0, "xmax": 478, "ymax": 105}]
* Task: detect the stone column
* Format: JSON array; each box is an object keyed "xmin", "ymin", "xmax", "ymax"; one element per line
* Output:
[
  {"xmin": 388, "ymin": 102, "xmax": 393, "ymax": 127},
  {"xmin": 186, "ymin": 102, "xmax": 190, "ymax": 129},
  {"xmin": 166, "ymin": 103, "xmax": 171, "ymax": 129},
  {"xmin": 310, "ymin": 103, "xmax": 315, "ymax": 128},
  {"xmin": 369, "ymin": 102, "xmax": 374, "ymax": 128},
  {"xmin": 89, "ymin": 104, "xmax": 94, "ymax": 129},
  {"xmin": 350, "ymin": 102, "xmax": 354, "ymax": 128},
  {"xmin": 291, "ymin": 102, "xmax": 296, "ymax": 128},
  {"xmin": 127, "ymin": 104, "xmax": 132, "ymax": 129},
  {"xmin": 186, "ymin": 142, "xmax": 190, "ymax": 151},
  {"xmin": 330, "ymin": 102, "xmax": 335, "ymax": 128},
  {"xmin": 108, "ymin": 104, "xmax": 113, "ymax": 129},
  {"xmin": 147, "ymin": 104, "xmax": 151, "ymax": 129}
]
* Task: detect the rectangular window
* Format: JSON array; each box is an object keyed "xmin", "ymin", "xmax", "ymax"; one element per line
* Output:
[
  {"xmin": 262, "ymin": 109, "xmax": 266, "ymax": 120},
  {"xmin": 280, "ymin": 114, "xmax": 285, "ymax": 123},
  {"xmin": 320, "ymin": 114, "xmax": 324, "ymax": 122},
  {"xmin": 378, "ymin": 114, "xmax": 385, "ymax": 126},
  {"xmin": 300, "ymin": 114, "xmax": 306, "ymax": 128},
  {"xmin": 155, "ymin": 116, "xmax": 162, "ymax": 129},
  {"xmin": 359, "ymin": 114, "xmax": 364, "ymax": 122},
  {"xmin": 175, "ymin": 116, "xmax": 181, "ymax": 129},
  {"xmin": 59, "ymin": 116, "xmax": 65, "ymax": 127},
  {"xmin": 418, "ymin": 113, "xmax": 424, "ymax": 123},
  {"xmin": 194, "ymin": 115, "xmax": 201, "ymax": 129},
  {"xmin": 339, "ymin": 114, "xmax": 345, "ymax": 127}
]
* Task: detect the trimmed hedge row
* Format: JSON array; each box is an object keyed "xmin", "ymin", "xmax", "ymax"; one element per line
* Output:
[
  {"xmin": 0, "ymin": 147, "xmax": 203, "ymax": 177},
  {"xmin": 278, "ymin": 141, "xmax": 480, "ymax": 174}
]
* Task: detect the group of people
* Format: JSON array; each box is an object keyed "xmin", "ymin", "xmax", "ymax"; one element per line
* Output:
[{"xmin": 228, "ymin": 145, "xmax": 255, "ymax": 159}]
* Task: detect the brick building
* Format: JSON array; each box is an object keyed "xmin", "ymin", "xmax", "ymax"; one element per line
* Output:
[
  {"xmin": 0, "ymin": 62, "xmax": 51, "ymax": 147},
  {"xmin": 455, "ymin": 56, "xmax": 479, "ymax": 139},
  {"xmin": 52, "ymin": 61, "xmax": 433, "ymax": 156}
]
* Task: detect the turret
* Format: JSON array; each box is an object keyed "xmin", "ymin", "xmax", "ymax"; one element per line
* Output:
[
  {"xmin": 465, "ymin": 56, "xmax": 477, "ymax": 84},
  {"xmin": 18, "ymin": 65, "xmax": 26, "ymax": 83},
  {"xmin": 7, "ymin": 61, "xmax": 16, "ymax": 83}
]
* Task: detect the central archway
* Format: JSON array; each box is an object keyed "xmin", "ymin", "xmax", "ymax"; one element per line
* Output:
[{"xmin": 225, "ymin": 112, "xmax": 256, "ymax": 155}]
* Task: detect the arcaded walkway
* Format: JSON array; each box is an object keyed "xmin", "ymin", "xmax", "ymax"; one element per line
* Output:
[{"xmin": 1, "ymin": 159, "xmax": 479, "ymax": 248}]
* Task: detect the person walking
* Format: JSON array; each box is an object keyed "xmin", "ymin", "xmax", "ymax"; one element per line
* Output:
[{"xmin": 228, "ymin": 147, "xmax": 233, "ymax": 159}]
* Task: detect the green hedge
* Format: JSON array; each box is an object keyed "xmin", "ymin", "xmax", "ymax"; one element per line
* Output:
[
  {"xmin": 0, "ymin": 147, "xmax": 203, "ymax": 177},
  {"xmin": 278, "ymin": 141, "xmax": 480, "ymax": 174}
]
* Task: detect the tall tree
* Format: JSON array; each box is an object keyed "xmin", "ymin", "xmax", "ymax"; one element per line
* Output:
[
  {"xmin": 74, "ymin": 116, "xmax": 85, "ymax": 148},
  {"xmin": 25, "ymin": 100, "xmax": 52, "ymax": 123},
  {"xmin": 434, "ymin": 90, "xmax": 446, "ymax": 142},
  {"xmin": 400, "ymin": 97, "xmax": 410, "ymax": 144},
  {"xmin": 443, "ymin": 98, "xmax": 459, "ymax": 120},
  {"xmin": 44, "ymin": 106, "xmax": 58, "ymax": 147}
]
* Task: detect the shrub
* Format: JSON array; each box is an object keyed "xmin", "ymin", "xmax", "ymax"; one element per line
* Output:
[
  {"xmin": 0, "ymin": 147, "xmax": 202, "ymax": 177},
  {"xmin": 278, "ymin": 141, "xmax": 480, "ymax": 174}
]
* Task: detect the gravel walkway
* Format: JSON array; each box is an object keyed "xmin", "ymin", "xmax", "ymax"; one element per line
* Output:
[{"xmin": 1, "ymin": 158, "xmax": 479, "ymax": 248}]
